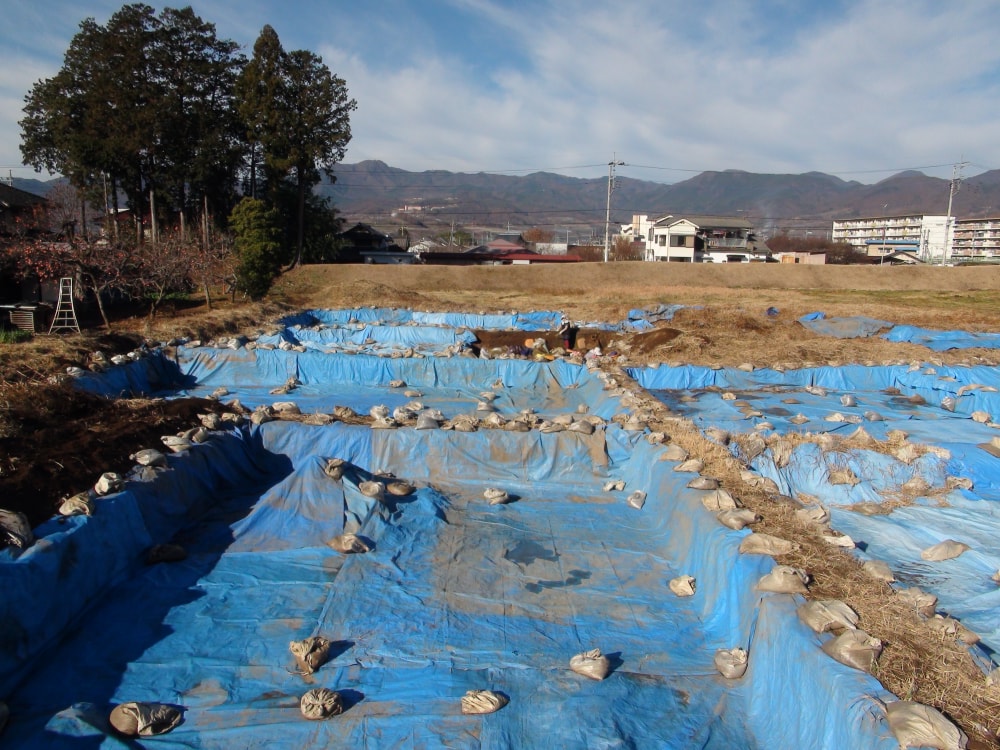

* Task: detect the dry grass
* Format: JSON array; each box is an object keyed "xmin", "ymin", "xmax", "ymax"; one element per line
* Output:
[{"xmin": 610, "ymin": 365, "xmax": 1000, "ymax": 747}]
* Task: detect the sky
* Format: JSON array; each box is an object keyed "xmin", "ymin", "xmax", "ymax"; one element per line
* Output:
[{"xmin": 3, "ymin": 0, "xmax": 1000, "ymax": 185}]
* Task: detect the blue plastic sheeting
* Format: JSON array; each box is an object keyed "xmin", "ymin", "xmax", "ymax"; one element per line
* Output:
[
  {"xmin": 280, "ymin": 308, "xmax": 563, "ymax": 331},
  {"xmin": 883, "ymin": 324, "xmax": 1000, "ymax": 351},
  {"xmin": 634, "ymin": 361, "xmax": 1000, "ymax": 663},
  {"xmin": 798, "ymin": 313, "xmax": 894, "ymax": 339},
  {"xmin": 259, "ymin": 323, "xmax": 477, "ymax": 355},
  {"xmin": 628, "ymin": 303, "xmax": 685, "ymax": 323},
  {"xmin": 2, "ymin": 352, "xmax": 904, "ymax": 747}
]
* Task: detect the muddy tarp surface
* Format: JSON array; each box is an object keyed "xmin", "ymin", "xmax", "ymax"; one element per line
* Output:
[
  {"xmin": 632, "ymin": 362, "xmax": 1000, "ymax": 659},
  {"xmin": 2, "ymin": 311, "xmax": 910, "ymax": 748}
]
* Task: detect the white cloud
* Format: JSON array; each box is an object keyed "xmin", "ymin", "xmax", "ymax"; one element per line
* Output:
[{"xmin": 3, "ymin": 0, "xmax": 1000, "ymax": 183}]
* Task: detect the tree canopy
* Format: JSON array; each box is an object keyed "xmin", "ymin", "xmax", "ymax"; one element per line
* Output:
[{"xmin": 17, "ymin": 4, "xmax": 357, "ymax": 301}]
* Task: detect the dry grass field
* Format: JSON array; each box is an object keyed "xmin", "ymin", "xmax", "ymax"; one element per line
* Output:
[{"xmin": 4, "ymin": 261, "xmax": 1000, "ymax": 746}]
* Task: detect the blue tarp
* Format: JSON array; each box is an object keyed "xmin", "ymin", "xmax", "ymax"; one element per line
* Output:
[
  {"xmin": 882, "ymin": 324, "xmax": 1000, "ymax": 351},
  {"xmin": 632, "ymin": 362, "xmax": 1000, "ymax": 663},
  {"xmin": 1, "ymin": 326, "xmax": 906, "ymax": 748},
  {"xmin": 798, "ymin": 313, "xmax": 894, "ymax": 339}
]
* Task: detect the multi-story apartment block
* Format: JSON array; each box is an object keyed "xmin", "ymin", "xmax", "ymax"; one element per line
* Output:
[
  {"xmin": 831, "ymin": 215, "xmax": 951, "ymax": 261},
  {"xmin": 952, "ymin": 218, "xmax": 1000, "ymax": 259}
]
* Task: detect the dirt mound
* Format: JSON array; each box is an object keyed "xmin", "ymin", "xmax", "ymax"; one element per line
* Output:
[{"xmin": 0, "ymin": 385, "xmax": 231, "ymax": 526}]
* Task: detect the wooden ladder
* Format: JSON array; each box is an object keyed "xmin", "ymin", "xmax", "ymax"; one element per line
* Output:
[{"xmin": 48, "ymin": 277, "xmax": 80, "ymax": 334}]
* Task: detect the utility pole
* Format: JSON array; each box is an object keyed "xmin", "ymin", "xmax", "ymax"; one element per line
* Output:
[
  {"xmin": 604, "ymin": 155, "xmax": 625, "ymax": 262},
  {"xmin": 943, "ymin": 161, "xmax": 968, "ymax": 265}
]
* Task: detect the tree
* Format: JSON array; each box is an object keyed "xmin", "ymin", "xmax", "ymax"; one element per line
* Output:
[
  {"xmin": 20, "ymin": 5, "xmax": 245, "ymax": 243},
  {"xmin": 236, "ymin": 25, "xmax": 356, "ymax": 267},
  {"xmin": 523, "ymin": 227, "xmax": 555, "ymax": 244},
  {"xmin": 229, "ymin": 197, "xmax": 283, "ymax": 299}
]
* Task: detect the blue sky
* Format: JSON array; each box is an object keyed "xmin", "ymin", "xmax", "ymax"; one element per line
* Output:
[{"xmin": 3, "ymin": 0, "xmax": 1000, "ymax": 184}]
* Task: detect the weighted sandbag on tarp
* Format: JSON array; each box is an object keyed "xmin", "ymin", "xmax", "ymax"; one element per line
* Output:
[
  {"xmin": 714, "ymin": 647, "xmax": 748, "ymax": 679},
  {"xmin": 109, "ymin": 702, "xmax": 184, "ymax": 737},
  {"xmin": 797, "ymin": 600, "xmax": 858, "ymax": 633},
  {"xmin": 885, "ymin": 701, "xmax": 967, "ymax": 749},
  {"xmin": 290, "ymin": 636, "xmax": 332, "ymax": 675},
  {"xmin": 0, "ymin": 509, "xmax": 33, "ymax": 553},
  {"xmin": 299, "ymin": 688, "xmax": 344, "ymax": 720},
  {"xmin": 461, "ymin": 690, "xmax": 509, "ymax": 715},
  {"xmin": 569, "ymin": 648, "xmax": 611, "ymax": 680},
  {"xmin": 821, "ymin": 629, "xmax": 882, "ymax": 673}
]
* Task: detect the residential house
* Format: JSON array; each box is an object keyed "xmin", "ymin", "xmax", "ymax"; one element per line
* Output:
[
  {"xmin": 0, "ymin": 184, "xmax": 47, "ymax": 235},
  {"xmin": 624, "ymin": 214, "xmax": 763, "ymax": 262}
]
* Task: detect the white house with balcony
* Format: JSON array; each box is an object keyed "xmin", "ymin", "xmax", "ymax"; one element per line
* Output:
[{"xmin": 622, "ymin": 214, "xmax": 762, "ymax": 262}]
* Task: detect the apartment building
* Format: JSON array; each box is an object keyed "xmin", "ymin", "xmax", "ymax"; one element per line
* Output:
[
  {"xmin": 831, "ymin": 215, "xmax": 952, "ymax": 261},
  {"xmin": 952, "ymin": 218, "xmax": 1000, "ymax": 259}
]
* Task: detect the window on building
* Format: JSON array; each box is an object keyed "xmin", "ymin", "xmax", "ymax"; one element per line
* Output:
[{"xmin": 670, "ymin": 235, "xmax": 691, "ymax": 247}]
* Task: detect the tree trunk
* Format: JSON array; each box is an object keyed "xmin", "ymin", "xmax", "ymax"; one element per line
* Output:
[
  {"xmin": 294, "ymin": 164, "xmax": 305, "ymax": 268},
  {"xmin": 149, "ymin": 187, "xmax": 158, "ymax": 245},
  {"xmin": 79, "ymin": 197, "xmax": 88, "ymax": 243},
  {"xmin": 203, "ymin": 277, "xmax": 213, "ymax": 310}
]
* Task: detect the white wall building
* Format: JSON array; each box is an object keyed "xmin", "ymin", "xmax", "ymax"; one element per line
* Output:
[
  {"xmin": 621, "ymin": 214, "xmax": 761, "ymax": 262},
  {"xmin": 831, "ymin": 215, "xmax": 951, "ymax": 261},
  {"xmin": 952, "ymin": 218, "xmax": 1000, "ymax": 260}
]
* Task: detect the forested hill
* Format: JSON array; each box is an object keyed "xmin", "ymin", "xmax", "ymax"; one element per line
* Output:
[{"xmin": 18, "ymin": 162, "xmax": 1000, "ymax": 229}]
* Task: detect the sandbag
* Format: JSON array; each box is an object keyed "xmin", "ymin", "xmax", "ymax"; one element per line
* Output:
[
  {"xmin": 603, "ymin": 480, "xmax": 625, "ymax": 492},
  {"xmin": 386, "ymin": 481, "xmax": 415, "ymax": 497},
  {"xmin": 659, "ymin": 444, "xmax": 688, "ymax": 462},
  {"xmin": 58, "ymin": 491, "xmax": 94, "ymax": 517},
  {"xmin": 94, "ymin": 471, "xmax": 124, "ymax": 496},
  {"xmin": 756, "ymin": 565, "xmax": 809, "ymax": 594},
  {"xmin": 920, "ymin": 539, "xmax": 970, "ymax": 562},
  {"xmin": 484, "ymin": 488, "xmax": 510, "ymax": 505},
  {"xmin": 300, "ymin": 688, "xmax": 344, "ymax": 720},
  {"xmin": 674, "ymin": 458, "xmax": 704, "ymax": 473},
  {"xmin": 461, "ymin": 690, "xmax": 509, "ymax": 715},
  {"xmin": 109, "ymin": 702, "xmax": 184, "ymax": 736},
  {"xmin": 897, "ymin": 586, "xmax": 937, "ymax": 617},
  {"xmin": 821, "ymin": 629, "xmax": 881, "ymax": 673},
  {"xmin": 289, "ymin": 636, "xmax": 332, "ymax": 674},
  {"xmin": 795, "ymin": 505, "xmax": 830, "ymax": 526},
  {"xmin": 569, "ymin": 648, "xmax": 611, "ymax": 680},
  {"xmin": 668, "ymin": 575, "xmax": 696, "ymax": 597},
  {"xmin": 716, "ymin": 508, "xmax": 758, "ymax": 530},
  {"xmin": 324, "ymin": 458, "xmax": 345, "ymax": 481},
  {"xmin": 0, "ymin": 508, "xmax": 33, "ymax": 551},
  {"xmin": 626, "ymin": 490, "xmax": 646, "ymax": 510},
  {"xmin": 130, "ymin": 448, "xmax": 168, "ymax": 467},
  {"xmin": 885, "ymin": 701, "xmax": 967, "ymax": 750},
  {"xmin": 862, "ymin": 559, "xmax": 895, "ymax": 582},
  {"xmin": 828, "ymin": 467, "xmax": 859, "ymax": 486},
  {"xmin": 738, "ymin": 533, "xmax": 799, "ymax": 556},
  {"xmin": 687, "ymin": 476, "xmax": 720, "ymax": 491},
  {"xmin": 797, "ymin": 600, "xmax": 858, "ymax": 633},
  {"xmin": 714, "ymin": 647, "xmax": 748, "ymax": 679},
  {"xmin": 328, "ymin": 534, "xmax": 370, "ymax": 554},
  {"xmin": 701, "ymin": 489, "xmax": 738, "ymax": 512},
  {"xmin": 359, "ymin": 481, "xmax": 385, "ymax": 500}
]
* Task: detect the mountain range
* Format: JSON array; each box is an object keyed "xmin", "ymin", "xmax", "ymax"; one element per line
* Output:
[{"xmin": 16, "ymin": 161, "xmax": 1000, "ymax": 237}]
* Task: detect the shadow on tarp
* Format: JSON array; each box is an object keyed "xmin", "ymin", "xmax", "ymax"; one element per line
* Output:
[{"xmin": 0, "ymin": 428, "xmax": 294, "ymax": 748}]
